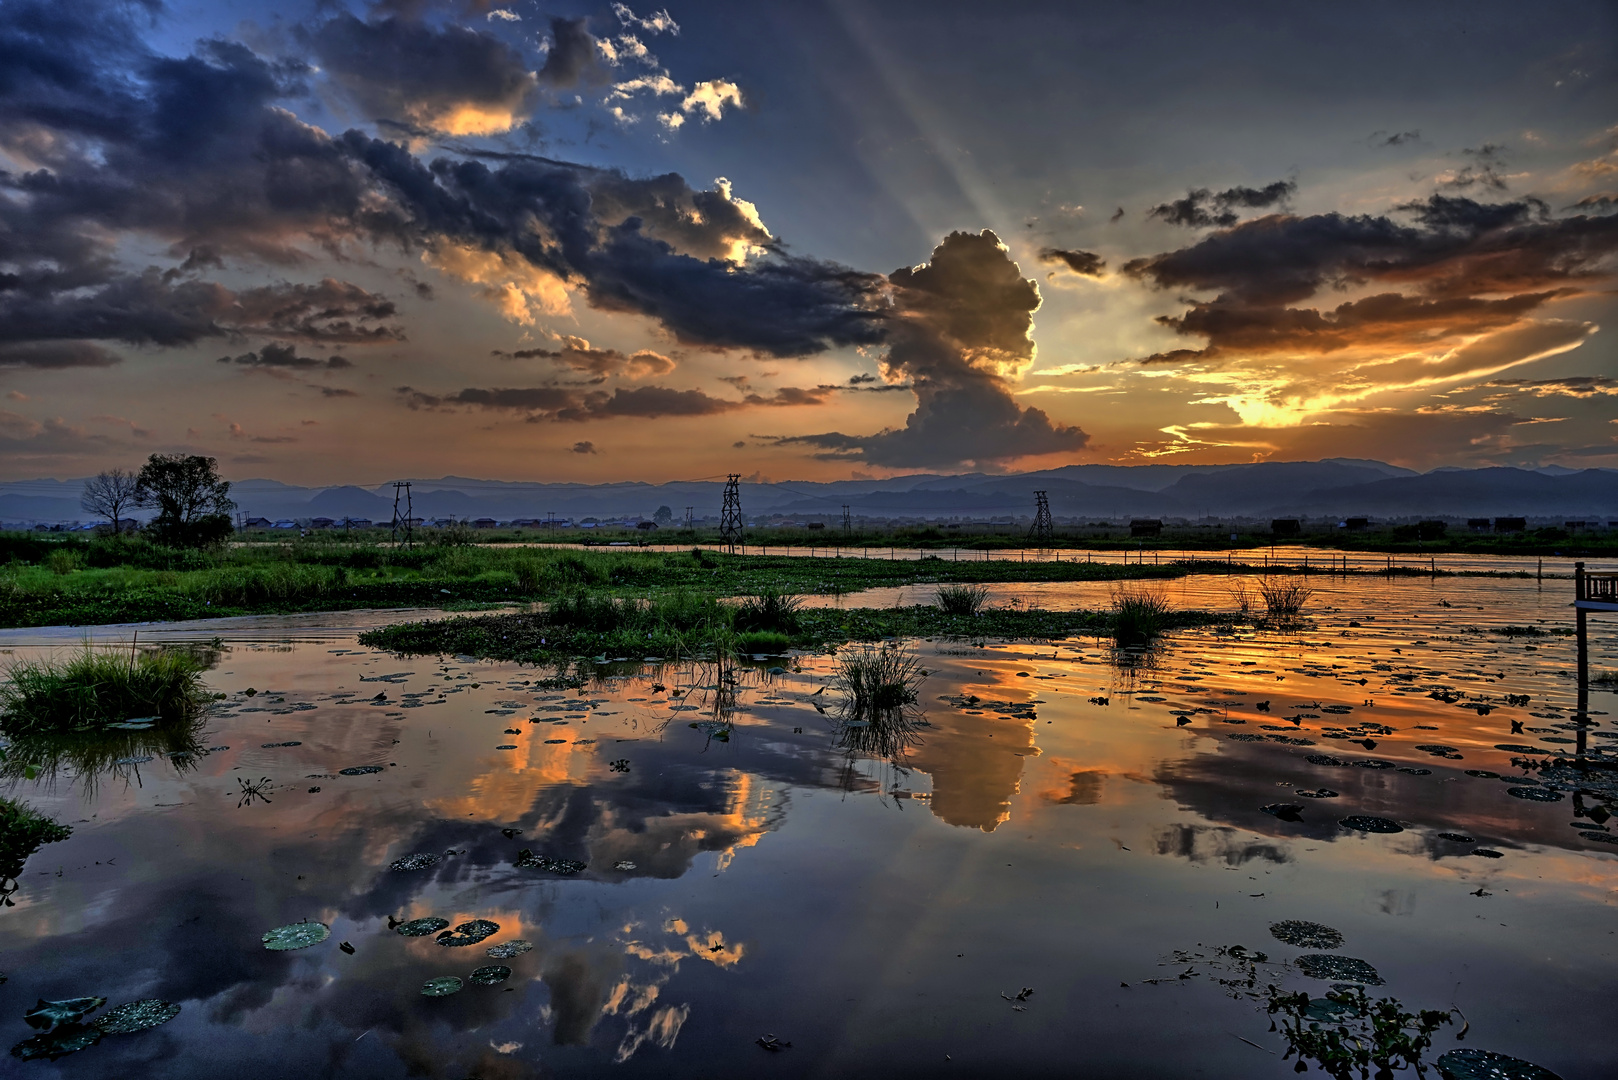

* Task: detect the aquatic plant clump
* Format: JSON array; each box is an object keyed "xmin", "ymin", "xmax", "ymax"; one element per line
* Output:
[
  {"xmin": 832, "ymin": 644, "xmax": 926, "ymax": 714},
  {"xmin": 0, "ymin": 645, "xmax": 212, "ymax": 733},
  {"xmin": 1110, "ymin": 585, "xmax": 1173, "ymax": 647},
  {"xmin": 1270, "ymin": 920, "xmax": 1345, "ymax": 949},
  {"xmin": 1258, "ymin": 578, "xmax": 1314, "ymax": 620},
  {"xmin": 935, "ymin": 583, "xmax": 990, "ymax": 616}
]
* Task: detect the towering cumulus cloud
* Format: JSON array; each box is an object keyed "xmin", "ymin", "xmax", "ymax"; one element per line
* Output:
[{"xmin": 788, "ymin": 231, "xmax": 1089, "ymax": 469}]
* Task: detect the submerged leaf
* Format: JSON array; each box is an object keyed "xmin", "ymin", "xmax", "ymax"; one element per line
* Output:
[
  {"xmin": 10, "ymin": 1023, "xmax": 101, "ymax": 1060},
  {"xmin": 24, "ymin": 997, "xmax": 105, "ymax": 1030},
  {"xmin": 1436, "ymin": 1048, "xmax": 1564, "ymax": 1080},
  {"xmin": 262, "ymin": 922, "xmax": 330, "ymax": 951}
]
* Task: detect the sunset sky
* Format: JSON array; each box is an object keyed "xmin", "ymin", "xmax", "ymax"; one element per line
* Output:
[{"xmin": 2, "ymin": 0, "xmax": 1615, "ymax": 484}]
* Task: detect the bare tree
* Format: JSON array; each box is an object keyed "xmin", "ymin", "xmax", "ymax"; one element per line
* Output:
[{"xmin": 80, "ymin": 469, "xmax": 141, "ymax": 534}]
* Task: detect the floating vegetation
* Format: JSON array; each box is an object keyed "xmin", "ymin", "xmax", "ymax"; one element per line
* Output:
[
  {"xmin": 614, "ymin": 860, "xmax": 637, "ymax": 871},
  {"xmin": 1507, "ymin": 787, "xmax": 1563, "ymax": 802},
  {"xmin": 24, "ymin": 997, "xmax": 105, "ymax": 1030},
  {"xmin": 1436, "ymin": 1048, "xmax": 1564, "ymax": 1080},
  {"xmin": 1437, "ymin": 833, "xmax": 1475, "ymax": 843},
  {"xmin": 1258, "ymin": 579, "xmax": 1314, "ymax": 623},
  {"xmin": 339, "ymin": 765, "xmax": 385, "ymax": 775},
  {"xmin": 515, "ymin": 849, "xmax": 586, "ymax": 874},
  {"xmin": 395, "ymin": 917, "xmax": 449, "ymax": 937},
  {"xmin": 1295, "ymin": 789, "xmax": 1339, "ymax": 798},
  {"xmin": 421, "ymin": 977, "xmax": 463, "ymax": 997},
  {"xmin": 1263, "ymin": 802, "xmax": 1305, "ymax": 821},
  {"xmin": 10, "ymin": 1022, "xmax": 103, "ymax": 1061},
  {"xmin": 1295, "ymin": 954, "xmax": 1384, "ymax": 985},
  {"xmin": 1472, "ymin": 849, "xmax": 1504, "ymax": 859},
  {"xmin": 0, "ymin": 644, "xmax": 213, "ymax": 734},
  {"xmin": 1308, "ymin": 755, "xmax": 1352, "ymax": 767},
  {"xmin": 389, "ymin": 853, "xmax": 440, "ymax": 872},
  {"xmin": 468, "ymin": 965, "xmax": 512, "ymax": 985},
  {"xmin": 262, "ymin": 921, "xmax": 330, "ymax": 951},
  {"xmin": 1340, "ymin": 816, "xmax": 1404, "ymax": 833},
  {"xmin": 1266, "ymin": 984, "xmax": 1450, "ymax": 1078},
  {"xmin": 1495, "ymin": 744, "xmax": 1542, "ymax": 754},
  {"xmin": 437, "ymin": 920, "xmax": 499, "ymax": 947},
  {"xmin": 1270, "ymin": 921, "xmax": 1345, "ymax": 949},
  {"xmin": 487, "ymin": 939, "xmax": 534, "ymax": 959},
  {"xmin": 94, "ymin": 999, "xmax": 180, "ymax": 1034}
]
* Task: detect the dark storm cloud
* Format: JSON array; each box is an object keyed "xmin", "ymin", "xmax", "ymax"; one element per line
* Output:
[
  {"xmin": 0, "ymin": 342, "xmax": 121, "ymax": 368},
  {"xmin": 218, "ymin": 343, "xmax": 353, "ymax": 369},
  {"xmin": 1124, "ymin": 195, "xmax": 1618, "ymax": 307},
  {"xmin": 537, "ymin": 17, "xmax": 610, "ymax": 89},
  {"xmin": 1038, "ymin": 247, "xmax": 1106, "ymax": 277},
  {"xmin": 306, "ymin": 13, "xmax": 539, "ymax": 133},
  {"xmin": 1439, "ymin": 144, "xmax": 1510, "ymax": 191},
  {"xmin": 786, "ymin": 231, "xmax": 1088, "ymax": 469},
  {"xmin": 495, "ymin": 341, "xmax": 676, "ymax": 379},
  {"xmin": 0, "ymin": 1, "xmax": 885, "ymax": 369},
  {"xmin": 1148, "ymin": 180, "xmax": 1297, "ymax": 228},
  {"xmin": 396, "ymin": 381, "xmax": 832, "ymax": 420}
]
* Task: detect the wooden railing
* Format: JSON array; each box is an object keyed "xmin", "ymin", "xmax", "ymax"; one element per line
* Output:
[{"xmin": 1575, "ymin": 565, "xmax": 1618, "ymax": 603}]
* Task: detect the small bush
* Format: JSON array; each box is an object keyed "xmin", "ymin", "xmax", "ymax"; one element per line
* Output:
[
  {"xmin": 0, "ymin": 645, "xmax": 212, "ymax": 734},
  {"xmin": 1258, "ymin": 579, "xmax": 1313, "ymax": 618},
  {"xmin": 736, "ymin": 630, "xmax": 792, "ymax": 654},
  {"xmin": 936, "ymin": 583, "xmax": 990, "ymax": 616},
  {"xmin": 1111, "ymin": 585, "xmax": 1172, "ymax": 647},
  {"xmin": 46, "ymin": 550, "xmax": 82, "ymax": 575}
]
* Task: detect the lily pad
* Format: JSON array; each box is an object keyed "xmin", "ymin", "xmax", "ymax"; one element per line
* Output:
[
  {"xmin": 1578, "ymin": 831, "xmax": 1618, "ymax": 844},
  {"xmin": 1295, "ymin": 954, "xmax": 1384, "ymax": 985},
  {"xmin": 262, "ymin": 922, "xmax": 330, "ymax": 950},
  {"xmin": 1436, "ymin": 1048, "xmax": 1563, "ymax": 1080},
  {"xmin": 1270, "ymin": 921, "xmax": 1345, "ymax": 949},
  {"xmin": 389, "ymin": 853, "xmax": 440, "ymax": 872},
  {"xmin": 395, "ymin": 917, "xmax": 450, "ymax": 937},
  {"xmin": 95, "ymin": 999, "xmax": 180, "ymax": 1034},
  {"xmin": 1262, "ymin": 803, "xmax": 1304, "ymax": 821},
  {"xmin": 1307, "ymin": 755, "xmax": 1351, "ymax": 767},
  {"xmin": 421, "ymin": 977, "xmax": 463, "ymax": 997},
  {"xmin": 1495, "ymin": 744, "xmax": 1542, "ymax": 754},
  {"xmin": 1465, "ymin": 769, "xmax": 1500, "ymax": 778},
  {"xmin": 1340, "ymin": 816, "xmax": 1403, "ymax": 833},
  {"xmin": 24, "ymin": 997, "xmax": 106, "ymax": 1031},
  {"xmin": 1415, "ymin": 744, "xmax": 1459, "ymax": 754},
  {"xmin": 10, "ymin": 1024, "xmax": 102, "ymax": 1061},
  {"xmin": 468, "ymin": 965, "xmax": 512, "ymax": 985},
  {"xmin": 1398, "ymin": 767, "xmax": 1433, "ymax": 775},
  {"xmin": 1352, "ymin": 759, "xmax": 1396, "ymax": 769},
  {"xmin": 514, "ymin": 849, "xmax": 586, "ymax": 874},
  {"xmin": 1295, "ymin": 789, "xmax": 1339, "ymax": 799},
  {"xmin": 1471, "ymin": 848, "xmax": 1504, "ymax": 858},
  {"xmin": 437, "ymin": 919, "xmax": 499, "ymax": 947},
  {"xmin": 1302, "ymin": 996, "xmax": 1358, "ymax": 1023},
  {"xmin": 339, "ymin": 765, "xmax": 385, "ymax": 775},
  {"xmin": 486, "ymin": 939, "xmax": 534, "ymax": 959},
  {"xmin": 1437, "ymin": 832, "xmax": 1475, "ymax": 843},
  {"xmin": 1507, "ymin": 787, "xmax": 1563, "ymax": 802}
]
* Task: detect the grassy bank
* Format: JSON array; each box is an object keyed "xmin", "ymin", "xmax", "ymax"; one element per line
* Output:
[
  {"xmin": 1, "ymin": 534, "xmax": 1193, "ymax": 628},
  {"xmin": 357, "ymin": 594, "xmax": 1225, "ymax": 664}
]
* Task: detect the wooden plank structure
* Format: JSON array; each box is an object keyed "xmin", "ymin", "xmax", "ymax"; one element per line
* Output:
[{"xmin": 1573, "ymin": 562, "xmax": 1617, "ymax": 751}]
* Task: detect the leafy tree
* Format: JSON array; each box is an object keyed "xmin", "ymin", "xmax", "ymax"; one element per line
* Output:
[
  {"xmin": 135, "ymin": 454, "xmax": 236, "ymax": 547},
  {"xmin": 79, "ymin": 470, "xmax": 140, "ymax": 534},
  {"xmin": 653, "ymin": 505, "xmax": 674, "ymax": 526}
]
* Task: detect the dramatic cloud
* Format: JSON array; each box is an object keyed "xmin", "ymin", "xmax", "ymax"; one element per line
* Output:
[
  {"xmin": 537, "ymin": 17, "xmax": 611, "ymax": 89},
  {"xmin": 397, "ymin": 381, "xmax": 834, "ymax": 421},
  {"xmin": 307, "ymin": 14, "xmax": 540, "ymax": 136},
  {"xmin": 787, "ymin": 230, "xmax": 1089, "ymax": 468},
  {"xmin": 1038, "ymin": 247, "xmax": 1106, "ymax": 277},
  {"xmin": 218, "ymin": 344, "xmax": 353, "ymax": 369},
  {"xmin": 0, "ymin": 342, "xmax": 121, "ymax": 369},
  {"xmin": 1148, "ymin": 181, "xmax": 1296, "ymax": 228},
  {"xmin": 498, "ymin": 338, "xmax": 676, "ymax": 380},
  {"xmin": 1482, "ymin": 375, "xmax": 1618, "ymax": 397},
  {"xmin": 1436, "ymin": 144, "xmax": 1509, "ymax": 191}
]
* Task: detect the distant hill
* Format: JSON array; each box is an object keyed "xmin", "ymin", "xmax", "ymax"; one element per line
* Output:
[{"xmin": 1, "ymin": 461, "xmax": 1611, "ymax": 526}]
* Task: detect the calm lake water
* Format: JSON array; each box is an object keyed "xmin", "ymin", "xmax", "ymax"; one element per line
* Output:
[{"xmin": 0, "ymin": 572, "xmax": 1613, "ymax": 1078}]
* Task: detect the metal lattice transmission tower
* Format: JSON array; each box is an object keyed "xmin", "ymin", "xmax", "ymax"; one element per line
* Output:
[
  {"xmin": 842, "ymin": 504, "xmax": 852, "ymax": 536},
  {"xmin": 719, "ymin": 475, "xmax": 743, "ymax": 553},
  {"xmin": 390, "ymin": 481, "xmax": 414, "ymax": 547},
  {"xmin": 1028, "ymin": 490, "xmax": 1053, "ymax": 548}
]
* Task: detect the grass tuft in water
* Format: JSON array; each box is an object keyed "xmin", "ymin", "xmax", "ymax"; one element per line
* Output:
[
  {"xmin": 1110, "ymin": 585, "xmax": 1172, "ymax": 647},
  {"xmin": 935, "ymin": 583, "xmax": 990, "ymax": 616},
  {"xmin": 733, "ymin": 589, "xmax": 803, "ymax": 634},
  {"xmin": 1258, "ymin": 578, "xmax": 1314, "ymax": 620},
  {"xmin": 0, "ymin": 645, "xmax": 212, "ymax": 734},
  {"xmin": 833, "ymin": 643, "xmax": 925, "ymax": 713}
]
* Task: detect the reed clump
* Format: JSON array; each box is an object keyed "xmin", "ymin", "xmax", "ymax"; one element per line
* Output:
[
  {"xmin": 1258, "ymin": 579, "xmax": 1314, "ymax": 619},
  {"xmin": 936, "ymin": 583, "xmax": 990, "ymax": 616},
  {"xmin": 733, "ymin": 588, "xmax": 803, "ymax": 634},
  {"xmin": 0, "ymin": 645, "xmax": 212, "ymax": 734},
  {"xmin": 1111, "ymin": 585, "xmax": 1172, "ymax": 647},
  {"xmin": 833, "ymin": 643, "xmax": 926, "ymax": 714}
]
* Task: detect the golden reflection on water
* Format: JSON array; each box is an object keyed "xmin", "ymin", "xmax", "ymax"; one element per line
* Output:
[{"xmin": 0, "ymin": 571, "xmax": 1614, "ymax": 1076}]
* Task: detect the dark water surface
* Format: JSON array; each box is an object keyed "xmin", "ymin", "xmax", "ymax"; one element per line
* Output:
[{"xmin": 0, "ymin": 573, "xmax": 1614, "ymax": 1078}]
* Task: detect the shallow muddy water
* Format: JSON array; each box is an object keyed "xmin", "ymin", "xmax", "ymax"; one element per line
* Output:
[{"xmin": 0, "ymin": 572, "xmax": 1613, "ymax": 1078}]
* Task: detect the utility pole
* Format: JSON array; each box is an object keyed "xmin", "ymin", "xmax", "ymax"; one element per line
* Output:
[
  {"xmin": 546, "ymin": 511, "xmax": 555, "ymax": 534},
  {"xmin": 842, "ymin": 504, "xmax": 852, "ymax": 536},
  {"xmin": 1028, "ymin": 490, "xmax": 1053, "ymax": 548},
  {"xmin": 391, "ymin": 481, "xmax": 413, "ymax": 548},
  {"xmin": 720, "ymin": 475, "xmax": 743, "ymax": 553},
  {"xmin": 685, "ymin": 506, "xmax": 694, "ymax": 531}
]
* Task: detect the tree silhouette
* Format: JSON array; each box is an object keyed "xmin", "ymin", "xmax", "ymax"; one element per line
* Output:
[
  {"xmin": 135, "ymin": 454, "xmax": 236, "ymax": 546},
  {"xmin": 79, "ymin": 469, "xmax": 140, "ymax": 534}
]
